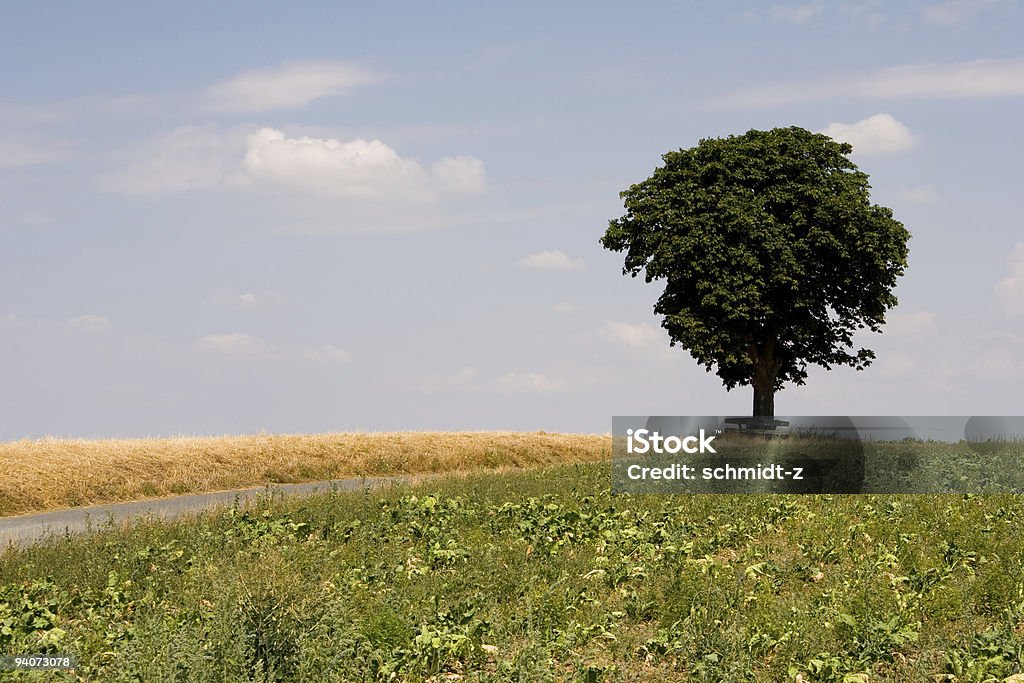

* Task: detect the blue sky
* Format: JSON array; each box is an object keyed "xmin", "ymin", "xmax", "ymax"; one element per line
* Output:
[{"xmin": 2, "ymin": 1, "xmax": 1023, "ymax": 439}]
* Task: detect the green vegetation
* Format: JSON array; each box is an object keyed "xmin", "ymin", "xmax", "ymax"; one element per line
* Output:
[
  {"xmin": 601, "ymin": 126, "xmax": 910, "ymax": 417},
  {"xmin": 3, "ymin": 464, "xmax": 1024, "ymax": 681}
]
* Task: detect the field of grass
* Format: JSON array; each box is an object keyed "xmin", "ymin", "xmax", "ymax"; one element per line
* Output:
[
  {"xmin": 0, "ymin": 431, "xmax": 609, "ymax": 517},
  {"xmin": 3, "ymin": 463, "xmax": 1024, "ymax": 681}
]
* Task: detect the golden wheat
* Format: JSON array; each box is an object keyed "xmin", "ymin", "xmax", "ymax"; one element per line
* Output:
[{"xmin": 0, "ymin": 431, "xmax": 610, "ymax": 517}]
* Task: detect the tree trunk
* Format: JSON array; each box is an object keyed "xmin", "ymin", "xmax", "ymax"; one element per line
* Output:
[
  {"xmin": 752, "ymin": 370, "xmax": 775, "ymax": 417},
  {"xmin": 750, "ymin": 338, "xmax": 779, "ymax": 418}
]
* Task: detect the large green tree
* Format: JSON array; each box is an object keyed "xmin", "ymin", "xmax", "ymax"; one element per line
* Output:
[{"xmin": 601, "ymin": 126, "xmax": 910, "ymax": 417}]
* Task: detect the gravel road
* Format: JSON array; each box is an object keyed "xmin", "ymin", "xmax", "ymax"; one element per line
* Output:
[{"xmin": 0, "ymin": 475, "xmax": 417, "ymax": 548}]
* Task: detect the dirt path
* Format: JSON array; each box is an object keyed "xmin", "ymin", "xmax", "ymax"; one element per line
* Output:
[{"xmin": 0, "ymin": 475, "xmax": 418, "ymax": 548}]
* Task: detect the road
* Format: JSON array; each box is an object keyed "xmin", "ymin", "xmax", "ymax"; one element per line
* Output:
[{"xmin": 0, "ymin": 475, "xmax": 418, "ymax": 548}]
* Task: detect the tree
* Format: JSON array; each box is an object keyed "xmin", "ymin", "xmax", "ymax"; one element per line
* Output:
[{"xmin": 600, "ymin": 126, "xmax": 910, "ymax": 417}]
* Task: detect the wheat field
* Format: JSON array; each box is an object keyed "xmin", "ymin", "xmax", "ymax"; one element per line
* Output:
[{"xmin": 0, "ymin": 431, "xmax": 610, "ymax": 517}]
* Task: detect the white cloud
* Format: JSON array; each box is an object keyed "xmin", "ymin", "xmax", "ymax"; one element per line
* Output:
[
  {"xmin": 243, "ymin": 128, "xmax": 486, "ymax": 200},
  {"xmin": 710, "ymin": 58, "xmax": 1024, "ymax": 107},
  {"xmin": 103, "ymin": 126, "xmax": 486, "ymax": 202},
  {"xmin": 995, "ymin": 243, "xmax": 1024, "ymax": 316},
  {"xmin": 298, "ymin": 344, "xmax": 352, "ymax": 363},
  {"xmin": 515, "ymin": 250, "xmax": 586, "ymax": 271},
  {"xmin": 100, "ymin": 125, "xmax": 248, "ymax": 195},
  {"xmin": 67, "ymin": 314, "xmax": 111, "ymax": 333},
  {"xmin": 204, "ymin": 60, "xmax": 378, "ymax": 113},
  {"xmin": 897, "ymin": 185, "xmax": 941, "ymax": 204},
  {"xmin": 552, "ymin": 302, "xmax": 580, "ymax": 314},
  {"xmin": 820, "ymin": 114, "xmax": 917, "ymax": 155},
  {"xmin": 495, "ymin": 372, "xmax": 567, "ymax": 393},
  {"xmin": 0, "ymin": 132, "xmax": 71, "ymax": 168},
  {"xmin": 603, "ymin": 321, "xmax": 666, "ymax": 351},
  {"xmin": 203, "ymin": 289, "xmax": 289, "ymax": 311},
  {"xmin": 192, "ymin": 333, "xmax": 273, "ymax": 355},
  {"xmin": 243, "ymin": 129, "xmax": 412, "ymax": 195},
  {"xmin": 921, "ymin": 0, "xmax": 1002, "ymax": 26},
  {"xmin": 862, "ymin": 59, "xmax": 1024, "ymax": 97}
]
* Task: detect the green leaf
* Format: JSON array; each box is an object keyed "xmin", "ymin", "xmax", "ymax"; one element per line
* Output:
[{"xmin": 601, "ymin": 126, "xmax": 910, "ymax": 414}]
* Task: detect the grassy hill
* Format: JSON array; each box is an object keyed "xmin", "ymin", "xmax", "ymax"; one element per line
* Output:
[{"xmin": 2, "ymin": 463, "xmax": 1023, "ymax": 681}]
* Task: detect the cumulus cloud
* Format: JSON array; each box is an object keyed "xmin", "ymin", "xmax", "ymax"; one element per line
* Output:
[
  {"xmin": 603, "ymin": 321, "xmax": 664, "ymax": 351},
  {"xmin": 819, "ymin": 114, "xmax": 917, "ymax": 155},
  {"xmin": 995, "ymin": 243, "xmax": 1024, "ymax": 316},
  {"xmin": 897, "ymin": 185, "xmax": 941, "ymax": 204},
  {"xmin": 298, "ymin": 344, "xmax": 352, "ymax": 363},
  {"xmin": 243, "ymin": 128, "xmax": 485, "ymax": 199},
  {"xmin": 495, "ymin": 372, "xmax": 567, "ymax": 393},
  {"xmin": 67, "ymin": 314, "xmax": 112, "ymax": 333},
  {"xmin": 103, "ymin": 126, "xmax": 486, "ymax": 202},
  {"xmin": 203, "ymin": 289, "xmax": 289, "ymax": 311},
  {"xmin": 204, "ymin": 60, "xmax": 378, "ymax": 113},
  {"xmin": 552, "ymin": 302, "xmax": 580, "ymax": 313},
  {"xmin": 709, "ymin": 58, "xmax": 1024, "ymax": 107},
  {"xmin": 243, "ymin": 129, "xmax": 414, "ymax": 196},
  {"xmin": 192, "ymin": 333, "xmax": 273, "ymax": 355},
  {"xmin": 515, "ymin": 250, "xmax": 586, "ymax": 271}
]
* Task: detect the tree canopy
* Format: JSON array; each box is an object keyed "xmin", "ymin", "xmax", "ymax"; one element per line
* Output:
[{"xmin": 600, "ymin": 126, "xmax": 910, "ymax": 416}]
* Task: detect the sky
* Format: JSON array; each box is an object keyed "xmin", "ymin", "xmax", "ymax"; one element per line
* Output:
[{"xmin": 2, "ymin": 0, "xmax": 1023, "ymax": 439}]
